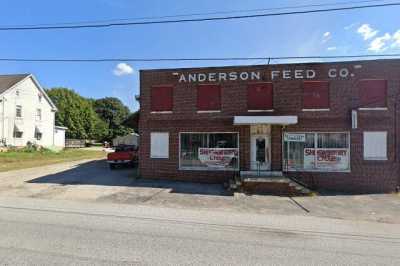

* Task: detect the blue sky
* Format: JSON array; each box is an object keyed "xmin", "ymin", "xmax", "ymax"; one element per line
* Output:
[{"xmin": 0, "ymin": 0, "xmax": 399, "ymax": 111}]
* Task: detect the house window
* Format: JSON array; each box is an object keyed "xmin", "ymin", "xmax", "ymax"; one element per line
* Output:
[
  {"xmin": 197, "ymin": 84, "xmax": 221, "ymax": 112},
  {"xmin": 16, "ymin": 105, "xmax": 22, "ymax": 118},
  {"xmin": 180, "ymin": 133, "xmax": 239, "ymax": 170},
  {"xmin": 16, "ymin": 90, "xmax": 20, "ymax": 96},
  {"xmin": 283, "ymin": 132, "xmax": 350, "ymax": 172},
  {"xmin": 363, "ymin": 131, "xmax": 387, "ymax": 160},
  {"xmin": 36, "ymin": 109, "xmax": 42, "ymax": 121},
  {"xmin": 150, "ymin": 132, "xmax": 169, "ymax": 158},
  {"xmin": 35, "ymin": 127, "xmax": 43, "ymax": 140},
  {"xmin": 151, "ymin": 85, "xmax": 173, "ymax": 112},
  {"xmin": 358, "ymin": 79, "xmax": 387, "ymax": 109},
  {"xmin": 13, "ymin": 126, "xmax": 23, "ymax": 138},
  {"xmin": 303, "ymin": 81, "xmax": 330, "ymax": 110},
  {"xmin": 247, "ymin": 82, "xmax": 273, "ymax": 111},
  {"xmin": 38, "ymin": 94, "xmax": 43, "ymax": 103}
]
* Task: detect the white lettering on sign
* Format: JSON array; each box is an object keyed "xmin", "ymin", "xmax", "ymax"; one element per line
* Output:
[
  {"xmin": 174, "ymin": 68, "xmax": 355, "ymax": 82},
  {"xmin": 284, "ymin": 133, "xmax": 306, "ymax": 142}
]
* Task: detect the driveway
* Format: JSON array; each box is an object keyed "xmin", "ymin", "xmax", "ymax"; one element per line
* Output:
[{"xmin": 0, "ymin": 159, "xmax": 399, "ymax": 224}]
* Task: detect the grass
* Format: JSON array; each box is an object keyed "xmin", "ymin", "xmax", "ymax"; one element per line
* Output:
[{"xmin": 0, "ymin": 149, "xmax": 106, "ymax": 172}]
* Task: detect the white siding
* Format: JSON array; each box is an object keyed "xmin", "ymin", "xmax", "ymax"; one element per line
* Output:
[
  {"xmin": 54, "ymin": 127, "xmax": 66, "ymax": 147},
  {"xmin": 0, "ymin": 76, "xmax": 56, "ymax": 147},
  {"xmin": 363, "ymin": 131, "xmax": 387, "ymax": 160}
]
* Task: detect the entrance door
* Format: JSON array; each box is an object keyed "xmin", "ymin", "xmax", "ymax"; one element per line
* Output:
[{"xmin": 250, "ymin": 135, "xmax": 271, "ymax": 171}]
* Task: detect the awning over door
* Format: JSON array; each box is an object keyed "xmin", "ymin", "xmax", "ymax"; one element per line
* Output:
[
  {"xmin": 35, "ymin": 126, "xmax": 42, "ymax": 133},
  {"xmin": 233, "ymin": 116, "xmax": 298, "ymax": 125}
]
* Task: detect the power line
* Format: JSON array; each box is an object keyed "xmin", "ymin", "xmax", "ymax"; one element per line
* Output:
[
  {"xmin": 0, "ymin": 54, "xmax": 399, "ymax": 63},
  {"xmin": 3, "ymin": 0, "xmax": 384, "ymax": 27},
  {"xmin": 0, "ymin": 2, "xmax": 398, "ymax": 31}
]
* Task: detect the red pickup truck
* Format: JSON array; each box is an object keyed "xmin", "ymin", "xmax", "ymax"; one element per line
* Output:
[{"xmin": 107, "ymin": 145, "xmax": 138, "ymax": 169}]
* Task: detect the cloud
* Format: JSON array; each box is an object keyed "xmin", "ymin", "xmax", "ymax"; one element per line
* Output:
[
  {"xmin": 327, "ymin": 46, "xmax": 337, "ymax": 51},
  {"xmin": 357, "ymin": 24, "xmax": 378, "ymax": 40},
  {"xmin": 113, "ymin": 63, "xmax": 134, "ymax": 76},
  {"xmin": 391, "ymin": 30, "xmax": 400, "ymax": 48},
  {"xmin": 344, "ymin": 23, "xmax": 358, "ymax": 31},
  {"xmin": 322, "ymin": 31, "xmax": 331, "ymax": 43},
  {"xmin": 368, "ymin": 33, "xmax": 391, "ymax": 52}
]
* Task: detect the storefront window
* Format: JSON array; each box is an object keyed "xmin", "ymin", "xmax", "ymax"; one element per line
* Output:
[
  {"xmin": 284, "ymin": 132, "xmax": 350, "ymax": 172},
  {"xmin": 180, "ymin": 133, "xmax": 239, "ymax": 170}
]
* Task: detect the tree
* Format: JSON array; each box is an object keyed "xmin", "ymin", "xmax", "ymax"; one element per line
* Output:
[
  {"xmin": 47, "ymin": 88, "xmax": 104, "ymax": 139},
  {"xmin": 93, "ymin": 97, "xmax": 132, "ymax": 140}
]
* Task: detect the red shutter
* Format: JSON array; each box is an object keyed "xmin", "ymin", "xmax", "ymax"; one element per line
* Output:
[
  {"xmin": 151, "ymin": 85, "xmax": 173, "ymax": 112},
  {"xmin": 197, "ymin": 84, "xmax": 221, "ymax": 111},
  {"xmin": 247, "ymin": 83, "xmax": 273, "ymax": 110},
  {"xmin": 358, "ymin": 79, "xmax": 387, "ymax": 108},
  {"xmin": 303, "ymin": 81, "xmax": 330, "ymax": 109}
]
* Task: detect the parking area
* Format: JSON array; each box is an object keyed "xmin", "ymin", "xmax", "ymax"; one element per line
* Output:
[{"xmin": 0, "ymin": 158, "xmax": 399, "ymax": 224}]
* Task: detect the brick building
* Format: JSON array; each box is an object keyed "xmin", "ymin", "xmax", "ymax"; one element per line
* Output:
[{"xmin": 138, "ymin": 59, "xmax": 400, "ymax": 193}]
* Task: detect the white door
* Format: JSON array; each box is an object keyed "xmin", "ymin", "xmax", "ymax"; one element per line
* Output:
[{"xmin": 250, "ymin": 134, "xmax": 271, "ymax": 171}]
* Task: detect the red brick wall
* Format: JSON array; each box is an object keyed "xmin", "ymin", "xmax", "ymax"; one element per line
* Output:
[{"xmin": 139, "ymin": 59, "xmax": 400, "ymax": 193}]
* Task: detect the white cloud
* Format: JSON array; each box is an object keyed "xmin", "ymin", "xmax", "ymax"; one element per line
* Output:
[
  {"xmin": 344, "ymin": 22, "xmax": 358, "ymax": 31},
  {"xmin": 327, "ymin": 46, "xmax": 337, "ymax": 51},
  {"xmin": 391, "ymin": 30, "xmax": 400, "ymax": 48},
  {"xmin": 113, "ymin": 63, "xmax": 134, "ymax": 76},
  {"xmin": 357, "ymin": 24, "xmax": 378, "ymax": 40},
  {"xmin": 368, "ymin": 33, "xmax": 391, "ymax": 52},
  {"xmin": 322, "ymin": 31, "xmax": 331, "ymax": 43}
]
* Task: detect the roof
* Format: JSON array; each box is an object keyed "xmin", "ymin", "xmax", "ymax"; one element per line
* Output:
[
  {"xmin": 0, "ymin": 74, "xmax": 30, "ymax": 95},
  {"xmin": 0, "ymin": 73, "xmax": 57, "ymax": 111}
]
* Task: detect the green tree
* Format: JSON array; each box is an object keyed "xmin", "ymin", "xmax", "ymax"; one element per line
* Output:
[
  {"xmin": 93, "ymin": 97, "xmax": 132, "ymax": 140},
  {"xmin": 47, "ymin": 88, "xmax": 104, "ymax": 140}
]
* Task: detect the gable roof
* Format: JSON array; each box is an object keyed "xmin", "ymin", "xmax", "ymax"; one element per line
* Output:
[
  {"xmin": 0, "ymin": 74, "xmax": 30, "ymax": 95},
  {"xmin": 0, "ymin": 73, "xmax": 57, "ymax": 111}
]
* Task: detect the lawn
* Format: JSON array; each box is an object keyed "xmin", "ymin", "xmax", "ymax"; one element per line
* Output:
[{"xmin": 0, "ymin": 149, "xmax": 106, "ymax": 172}]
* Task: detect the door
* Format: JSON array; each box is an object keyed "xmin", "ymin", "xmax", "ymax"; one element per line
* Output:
[{"xmin": 250, "ymin": 134, "xmax": 271, "ymax": 171}]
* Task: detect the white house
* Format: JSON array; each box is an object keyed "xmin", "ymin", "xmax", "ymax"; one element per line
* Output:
[{"xmin": 0, "ymin": 74, "xmax": 65, "ymax": 148}]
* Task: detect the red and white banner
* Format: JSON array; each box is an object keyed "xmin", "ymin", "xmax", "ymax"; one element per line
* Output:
[
  {"xmin": 304, "ymin": 148, "xmax": 349, "ymax": 170},
  {"xmin": 198, "ymin": 148, "xmax": 238, "ymax": 168}
]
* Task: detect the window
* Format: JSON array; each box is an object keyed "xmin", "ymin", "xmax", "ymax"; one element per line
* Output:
[
  {"xmin": 363, "ymin": 131, "xmax": 387, "ymax": 160},
  {"xmin": 16, "ymin": 90, "xmax": 20, "ymax": 96},
  {"xmin": 36, "ymin": 109, "xmax": 42, "ymax": 121},
  {"xmin": 38, "ymin": 94, "xmax": 42, "ymax": 103},
  {"xmin": 197, "ymin": 84, "xmax": 221, "ymax": 111},
  {"xmin": 150, "ymin": 132, "xmax": 169, "ymax": 158},
  {"xmin": 35, "ymin": 126, "xmax": 42, "ymax": 141},
  {"xmin": 16, "ymin": 105, "xmax": 22, "ymax": 118},
  {"xmin": 247, "ymin": 82, "xmax": 273, "ymax": 111},
  {"xmin": 283, "ymin": 132, "xmax": 350, "ymax": 172},
  {"xmin": 180, "ymin": 133, "xmax": 239, "ymax": 170},
  {"xmin": 303, "ymin": 81, "xmax": 330, "ymax": 110},
  {"xmin": 151, "ymin": 85, "xmax": 173, "ymax": 112},
  {"xmin": 358, "ymin": 79, "xmax": 387, "ymax": 109},
  {"xmin": 13, "ymin": 125, "xmax": 23, "ymax": 138}
]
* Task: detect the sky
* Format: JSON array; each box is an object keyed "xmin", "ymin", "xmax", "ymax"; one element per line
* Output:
[{"xmin": 0, "ymin": 0, "xmax": 399, "ymax": 111}]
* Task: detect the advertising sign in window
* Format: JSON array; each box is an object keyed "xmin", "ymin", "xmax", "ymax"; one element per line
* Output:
[
  {"xmin": 304, "ymin": 148, "xmax": 349, "ymax": 171},
  {"xmin": 198, "ymin": 148, "xmax": 238, "ymax": 169}
]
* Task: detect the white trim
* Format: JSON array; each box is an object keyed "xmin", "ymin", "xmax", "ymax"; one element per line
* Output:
[
  {"xmin": 151, "ymin": 111, "xmax": 173, "ymax": 114},
  {"xmin": 178, "ymin": 132, "xmax": 240, "ymax": 171},
  {"xmin": 282, "ymin": 131, "xmax": 351, "ymax": 173},
  {"xmin": 234, "ymin": 115, "xmax": 297, "ymax": 125},
  {"xmin": 248, "ymin": 109, "xmax": 274, "ymax": 112},
  {"xmin": 302, "ymin": 108, "xmax": 330, "ymax": 112},
  {"xmin": 179, "ymin": 167, "xmax": 238, "ymax": 171},
  {"xmin": 197, "ymin": 110, "xmax": 221, "ymax": 113},
  {"xmin": 358, "ymin": 107, "xmax": 388, "ymax": 111}
]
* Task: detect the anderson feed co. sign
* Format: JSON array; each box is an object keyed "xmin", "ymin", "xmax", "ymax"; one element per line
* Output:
[{"xmin": 173, "ymin": 65, "xmax": 360, "ymax": 83}]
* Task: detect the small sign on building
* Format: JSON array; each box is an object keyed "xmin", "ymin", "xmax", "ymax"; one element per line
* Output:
[{"xmin": 284, "ymin": 133, "xmax": 306, "ymax": 142}]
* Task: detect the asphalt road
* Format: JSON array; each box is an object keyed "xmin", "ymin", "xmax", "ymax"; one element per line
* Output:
[{"xmin": 0, "ymin": 197, "xmax": 399, "ymax": 265}]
